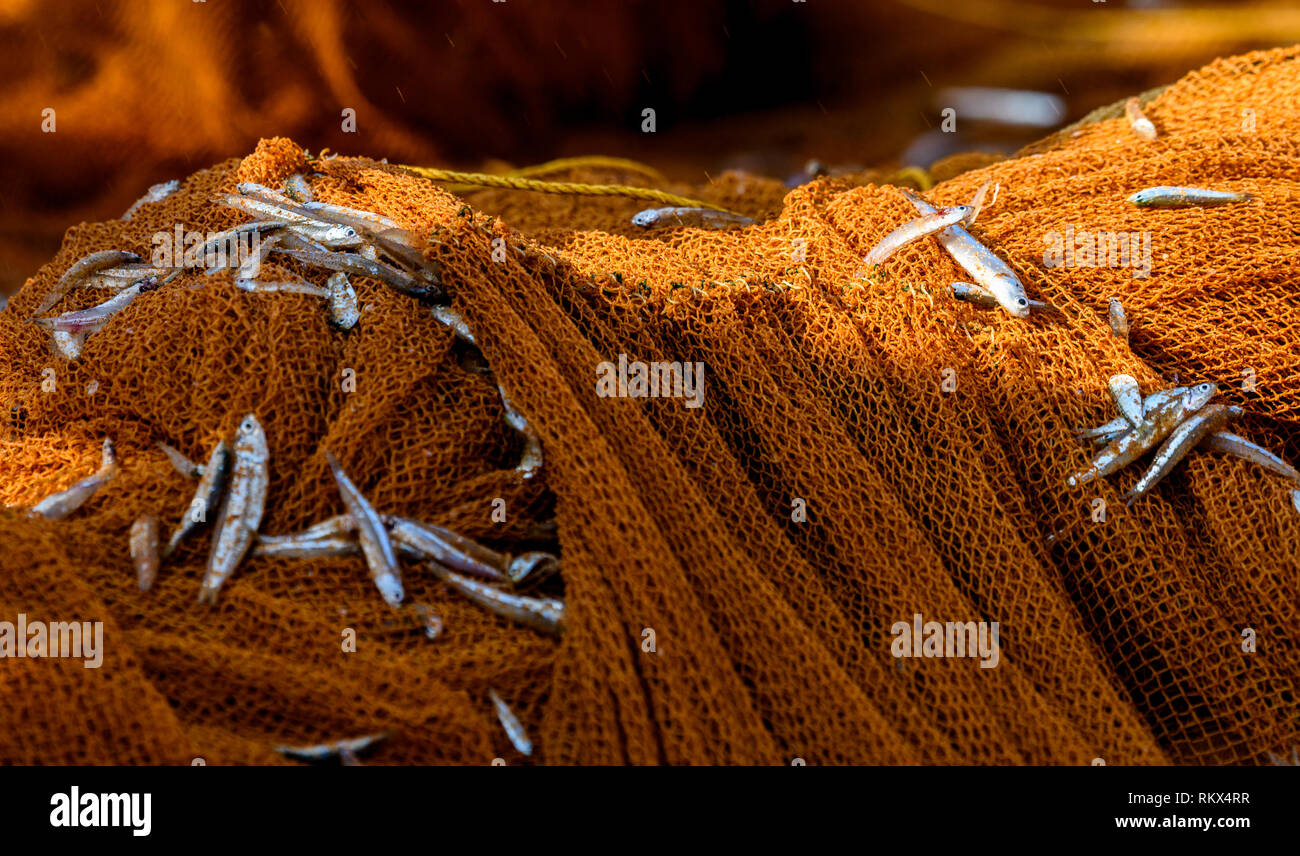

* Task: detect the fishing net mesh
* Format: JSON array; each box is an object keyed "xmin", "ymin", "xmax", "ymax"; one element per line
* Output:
[{"xmin": 1, "ymin": 45, "xmax": 1298, "ymax": 765}]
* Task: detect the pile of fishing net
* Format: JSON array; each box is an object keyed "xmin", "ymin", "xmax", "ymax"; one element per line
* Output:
[{"xmin": 1, "ymin": 45, "xmax": 1298, "ymax": 765}]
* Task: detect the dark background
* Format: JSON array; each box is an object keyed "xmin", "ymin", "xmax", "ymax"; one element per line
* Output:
[{"xmin": 1, "ymin": 0, "xmax": 1296, "ymax": 293}]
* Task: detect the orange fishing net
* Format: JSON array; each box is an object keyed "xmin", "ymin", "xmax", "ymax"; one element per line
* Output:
[{"xmin": 2, "ymin": 46, "xmax": 1298, "ymax": 765}]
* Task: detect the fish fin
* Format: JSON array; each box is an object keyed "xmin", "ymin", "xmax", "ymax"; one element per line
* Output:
[{"xmin": 1107, "ymin": 375, "xmax": 1144, "ymax": 428}]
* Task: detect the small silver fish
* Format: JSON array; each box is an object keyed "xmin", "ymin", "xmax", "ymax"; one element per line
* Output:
[
  {"xmin": 130, "ymin": 514, "xmax": 161, "ymax": 590},
  {"xmin": 275, "ymin": 248, "xmax": 438, "ymax": 301},
  {"xmin": 30, "ymin": 438, "xmax": 117, "ymax": 520},
  {"xmin": 325, "ymin": 451, "xmax": 403, "ymax": 607},
  {"xmin": 253, "ymin": 532, "xmax": 360, "ymax": 560},
  {"xmin": 385, "ymin": 516, "xmax": 508, "ymax": 581},
  {"xmin": 902, "ymin": 188, "xmax": 1030, "ymax": 318},
  {"xmin": 164, "ymin": 440, "xmax": 231, "ymax": 558},
  {"xmin": 80, "ymin": 263, "xmax": 179, "ymax": 290},
  {"xmin": 426, "ymin": 562, "xmax": 564, "ymax": 636},
  {"xmin": 33, "ymin": 250, "xmax": 142, "ymax": 317},
  {"xmin": 498, "ymin": 386, "xmax": 542, "ymax": 480},
  {"xmin": 1127, "ymin": 187, "xmax": 1251, "ymax": 207},
  {"xmin": 369, "ymin": 229, "xmax": 439, "ymax": 282},
  {"xmin": 234, "ymin": 278, "xmax": 329, "ymax": 297},
  {"xmin": 1108, "ymin": 298, "xmax": 1129, "ymax": 343},
  {"xmin": 33, "ymin": 281, "xmax": 158, "ymax": 333},
  {"xmin": 219, "ymin": 194, "xmax": 325, "ymax": 228},
  {"xmin": 273, "ymin": 731, "xmax": 389, "ymax": 764},
  {"xmin": 157, "ymin": 441, "xmax": 204, "ymax": 479},
  {"xmin": 299, "ymin": 200, "xmax": 400, "ymax": 233},
  {"xmin": 199, "ymin": 416, "xmax": 269, "ymax": 604},
  {"xmin": 506, "ymin": 552, "xmax": 561, "ymax": 587},
  {"xmin": 429, "ymin": 305, "xmax": 477, "ymax": 346},
  {"xmin": 1200, "ymin": 432, "xmax": 1300, "ymax": 484},
  {"xmin": 282, "ymin": 174, "xmax": 313, "ymax": 204},
  {"xmin": 488, "ymin": 689, "xmax": 533, "ymax": 756},
  {"xmin": 121, "ymin": 179, "xmax": 180, "ymax": 221},
  {"xmin": 1123, "ymin": 404, "xmax": 1241, "ymax": 505},
  {"xmin": 631, "ymin": 206, "xmax": 755, "ymax": 230},
  {"xmin": 326, "ymin": 272, "xmax": 359, "ymax": 330},
  {"xmin": 1068, "ymin": 383, "xmax": 1217, "ymax": 487},
  {"xmin": 949, "ymin": 282, "xmax": 1051, "ymax": 313},
  {"xmin": 1124, "ymin": 97, "xmax": 1157, "ymax": 141},
  {"xmin": 283, "ymin": 221, "xmax": 363, "ymax": 249},
  {"xmin": 863, "ymin": 206, "xmax": 973, "ymax": 267},
  {"xmin": 1075, "ymin": 386, "xmax": 1190, "ymax": 441},
  {"xmin": 1107, "ymin": 374, "xmax": 1144, "ymax": 429}
]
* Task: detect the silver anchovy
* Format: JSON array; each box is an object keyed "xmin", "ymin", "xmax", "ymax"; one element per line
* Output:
[
  {"xmin": 131, "ymin": 514, "xmax": 161, "ymax": 591},
  {"xmin": 902, "ymin": 188, "xmax": 1030, "ymax": 318},
  {"xmin": 235, "ymin": 278, "xmax": 329, "ymax": 297},
  {"xmin": 30, "ymin": 439, "xmax": 117, "ymax": 520},
  {"xmin": 1123, "ymin": 404, "xmax": 1241, "ymax": 505},
  {"xmin": 1127, "ymin": 187, "xmax": 1251, "ymax": 207},
  {"xmin": 200, "ymin": 416, "xmax": 269, "ymax": 604},
  {"xmin": 1075, "ymin": 385, "xmax": 1190, "ymax": 441},
  {"xmin": 299, "ymin": 200, "xmax": 400, "ymax": 233},
  {"xmin": 274, "ymin": 248, "xmax": 438, "ymax": 301},
  {"xmin": 426, "ymin": 562, "xmax": 564, "ymax": 636},
  {"xmin": 253, "ymin": 532, "xmax": 360, "ymax": 560},
  {"xmin": 631, "ymin": 206, "xmax": 755, "ymax": 230},
  {"xmin": 488, "ymin": 689, "xmax": 533, "ymax": 756},
  {"xmin": 949, "ymin": 282, "xmax": 1050, "ymax": 312},
  {"xmin": 325, "ymin": 451, "xmax": 403, "ymax": 606},
  {"xmin": 33, "ymin": 281, "xmax": 158, "ymax": 333},
  {"xmin": 385, "ymin": 516, "xmax": 508, "ymax": 581},
  {"xmin": 1200, "ymin": 432, "xmax": 1300, "ymax": 484},
  {"xmin": 430, "ymin": 305, "xmax": 477, "ymax": 346},
  {"xmin": 80, "ymin": 263, "xmax": 179, "ymax": 290},
  {"xmin": 164, "ymin": 440, "xmax": 231, "ymax": 557},
  {"xmin": 863, "ymin": 205, "xmax": 973, "ymax": 266},
  {"xmin": 33, "ymin": 250, "xmax": 142, "ymax": 316},
  {"xmin": 1108, "ymin": 297, "xmax": 1129, "ymax": 343},
  {"xmin": 326, "ymin": 272, "xmax": 359, "ymax": 330},
  {"xmin": 498, "ymin": 386, "xmax": 542, "ymax": 480},
  {"xmin": 273, "ymin": 731, "xmax": 389, "ymax": 764},
  {"xmin": 121, "ymin": 179, "xmax": 180, "ymax": 221},
  {"xmin": 369, "ymin": 228, "xmax": 438, "ymax": 282},
  {"xmin": 1124, "ymin": 97, "xmax": 1157, "ymax": 141}
]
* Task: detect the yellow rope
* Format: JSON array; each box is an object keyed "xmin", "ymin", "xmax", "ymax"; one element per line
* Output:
[
  {"xmin": 399, "ymin": 165, "xmax": 743, "ymax": 215},
  {"xmin": 510, "ymin": 156, "xmax": 669, "ymax": 185},
  {"xmin": 892, "ymin": 166, "xmax": 934, "ymax": 191}
]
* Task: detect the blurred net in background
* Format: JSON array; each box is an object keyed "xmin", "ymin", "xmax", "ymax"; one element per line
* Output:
[{"xmin": 0, "ymin": 43, "xmax": 1298, "ymax": 765}]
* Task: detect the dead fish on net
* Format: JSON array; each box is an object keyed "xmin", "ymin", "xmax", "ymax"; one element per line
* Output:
[
  {"xmin": 130, "ymin": 514, "xmax": 161, "ymax": 591},
  {"xmin": 631, "ymin": 206, "xmax": 755, "ymax": 230},
  {"xmin": 30, "ymin": 439, "xmax": 117, "ymax": 520},
  {"xmin": 427, "ymin": 562, "xmax": 564, "ymax": 636},
  {"xmin": 901, "ymin": 188, "xmax": 1031, "ymax": 319},
  {"xmin": 1127, "ymin": 187, "xmax": 1251, "ymax": 207},
  {"xmin": 488, "ymin": 689, "xmax": 533, "ymax": 756},
  {"xmin": 199, "ymin": 416, "xmax": 268, "ymax": 604},
  {"xmin": 1067, "ymin": 383, "xmax": 1217, "ymax": 487},
  {"xmin": 325, "ymin": 451, "xmax": 404, "ymax": 607},
  {"xmin": 234, "ymin": 278, "xmax": 328, "ymax": 297},
  {"xmin": 862, "ymin": 205, "xmax": 973, "ymax": 267},
  {"xmin": 1107, "ymin": 374, "xmax": 1144, "ymax": 429},
  {"xmin": 253, "ymin": 513, "xmax": 359, "ymax": 559},
  {"xmin": 80, "ymin": 263, "xmax": 181, "ymax": 290},
  {"xmin": 385, "ymin": 515, "xmax": 509, "ymax": 582},
  {"xmin": 299, "ymin": 200, "xmax": 400, "ymax": 234},
  {"xmin": 274, "ymin": 248, "xmax": 439, "ymax": 301},
  {"xmin": 949, "ymin": 282, "xmax": 1052, "ymax": 313},
  {"xmin": 274, "ymin": 731, "xmax": 389, "ymax": 765},
  {"xmin": 33, "ymin": 281, "xmax": 160, "ymax": 334},
  {"xmin": 163, "ymin": 440, "xmax": 230, "ymax": 558},
  {"xmin": 1200, "ymin": 432, "xmax": 1300, "ymax": 484},
  {"xmin": 1075, "ymin": 384, "xmax": 1192, "ymax": 443},
  {"xmin": 1123, "ymin": 404, "xmax": 1242, "ymax": 506},
  {"xmin": 1108, "ymin": 298, "xmax": 1129, "ymax": 343},
  {"xmin": 121, "ymin": 180, "xmax": 180, "ymax": 221},
  {"xmin": 430, "ymin": 305, "xmax": 477, "ymax": 346},
  {"xmin": 1124, "ymin": 97, "xmax": 1158, "ymax": 141},
  {"xmin": 32, "ymin": 250, "xmax": 142, "ymax": 316},
  {"xmin": 498, "ymin": 386, "xmax": 542, "ymax": 480},
  {"xmin": 326, "ymin": 272, "xmax": 359, "ymax": 330}
]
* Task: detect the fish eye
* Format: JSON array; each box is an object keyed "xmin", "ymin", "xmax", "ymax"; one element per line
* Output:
[{"xmin": 1018, "ymin": 298, "xmax": 1028, "ymax": 305}]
